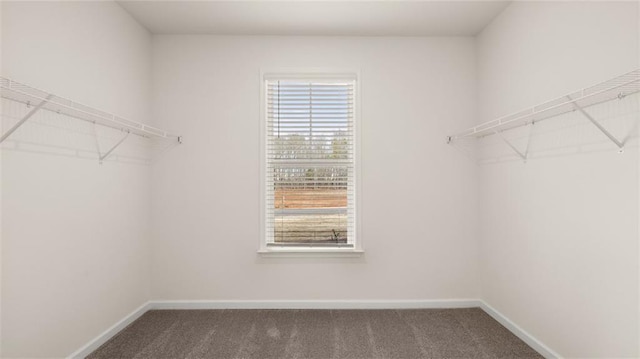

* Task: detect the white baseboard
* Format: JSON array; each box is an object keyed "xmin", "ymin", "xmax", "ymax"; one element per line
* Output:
[
  {"xmin": 67, "ymin": 301, "xmax": 152, "ymax": 359},
  {"xmin": 480, "ymin": 301, "xmax": 561, "ymax": 359},
  {"xmin": 150, "ymin": 299, "xmax": 481, "ymax": 310}
]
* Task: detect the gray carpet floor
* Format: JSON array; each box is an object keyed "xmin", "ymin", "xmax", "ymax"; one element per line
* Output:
[{"xmin": 87, "ymin": 308, "xmax": 542, "ymax": 359}]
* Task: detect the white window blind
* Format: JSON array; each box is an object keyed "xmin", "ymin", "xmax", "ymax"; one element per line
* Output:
[{"xmin": 265, "ymin": 79, "xmax": 356, "ymax": 248}]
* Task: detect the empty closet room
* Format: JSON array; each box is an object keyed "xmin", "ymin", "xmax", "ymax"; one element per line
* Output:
[{"xmin": 1, "ymin": 0, "xmax": 638, "ymax": 358}]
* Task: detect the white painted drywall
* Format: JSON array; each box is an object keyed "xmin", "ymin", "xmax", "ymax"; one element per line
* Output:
[
  {"xmin": 0, "ymin": 3, "xmax": 3, "ymax": 356},
  {"xmin": 150, "ymin": 36, "xmax": 479, "ymax": 302},
  {"xmin": 476, "ymin": 1, "xmax": 639, "ymax": 357},
  {"xmin": 1, "ymin": 2, "xmax": 152, "ymax": 357}
]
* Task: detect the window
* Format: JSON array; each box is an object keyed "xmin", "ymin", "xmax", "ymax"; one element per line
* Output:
[{"xmin": 261, "ymin": 72, "xmax": 359, "ymax": 253}]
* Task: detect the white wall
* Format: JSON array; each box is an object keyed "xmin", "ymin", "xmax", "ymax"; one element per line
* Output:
[
  {"xmin": 0, "ymin": 3, "xmax": 4, "ymax": 355},
  {"xmin": 1, "ymin": 2, "xmax": 152, "ymax": 357},
  {"xmin": 150, "ymin": 36, "xmax": 479, "ymax": 301},
  {"xmin": 476, "ymin": 1, "xmax": 639, "ymax": 357}
]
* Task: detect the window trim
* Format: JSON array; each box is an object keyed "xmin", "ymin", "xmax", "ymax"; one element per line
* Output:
[{"xmin": 258, "ymin": 68, "xmax": 362, "ymax": 256}]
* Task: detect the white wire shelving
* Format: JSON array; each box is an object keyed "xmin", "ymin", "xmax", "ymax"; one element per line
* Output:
[
  {"xmin": 0, "ymin": 77, "xmax": 182, "ymax": 163},
  {"xmin": 447, "ymin": 69, "xmax": 640, "ymax": 161}
]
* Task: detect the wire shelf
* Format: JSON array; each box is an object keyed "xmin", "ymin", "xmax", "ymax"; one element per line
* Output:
[
  {"xmin": 0, "ymin": 77, "xmax": 181, "ymax": 142},
  {"xmin": 448, "ymin": 69, "xmax": 640, "ymax": 141}
]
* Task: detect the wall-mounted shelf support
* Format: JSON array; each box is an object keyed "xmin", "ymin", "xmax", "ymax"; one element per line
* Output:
[
  {"xmin": 99, "ymin": 130, "xmax": 130, "ymax": 164},
  {"xmin": 568, "ymin": 95, "xmax": 625, "ymax": 151},
  {"xmin": 0, "ymin": 94, "xmax": 53, "ymax": 144},
  {"xmin": 523, "ymin": 121, "xmax": 535, "ymax": 160},
  {"xmin": 92, "ymin": 121, "xmax": 102, "ymax": 156},
  {"xmin": 495, "ymin": 130, "xmax": 528, "ymax": 162}
]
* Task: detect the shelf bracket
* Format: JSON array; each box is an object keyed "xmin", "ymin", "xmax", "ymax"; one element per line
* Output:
[
  {"xmin": 495, "ymin": 130, "xmax": 527, "ymax": 162},
  {"xmin": 568, "ymin": 96, "xmax": 625, "ymax": 150},
  {"xmin": 99, "ymin": 130, "xmax": 130, "ymax": 164},
  {"xmin": 92, "ymin": 121, "xmax": 103, "ymax": 158},
  {"xmin": 524, "ymin": 121, "xmax": 535, "ymax": 159},
  {"xmin": 0, "ymin": 94, "xmax": 53, "ymax": 144}
]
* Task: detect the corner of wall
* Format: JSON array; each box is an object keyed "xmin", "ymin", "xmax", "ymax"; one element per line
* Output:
[{"xmin": 637, "ymin": 3, "xmax": 640, "ymax": 357}]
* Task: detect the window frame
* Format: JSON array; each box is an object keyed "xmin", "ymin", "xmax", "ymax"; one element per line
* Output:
[{"xmin": 259, "ymin": 69, "xmax": 363, "ymax": 257}]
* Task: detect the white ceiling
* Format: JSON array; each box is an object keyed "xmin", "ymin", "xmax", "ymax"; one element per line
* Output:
[{"xmin": 117, "ymin": 1, "xmax": 511, "ymax": 36}]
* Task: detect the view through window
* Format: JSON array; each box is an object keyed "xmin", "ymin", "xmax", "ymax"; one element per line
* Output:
[{"xmin": 265, "ymin": 78, "xmax": 355, "ymax": 248}]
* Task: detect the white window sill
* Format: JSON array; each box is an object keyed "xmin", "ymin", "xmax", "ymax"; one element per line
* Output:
[{"xmin": 257, "ymin": 247, "xmax": 364, "ymax": 258}]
